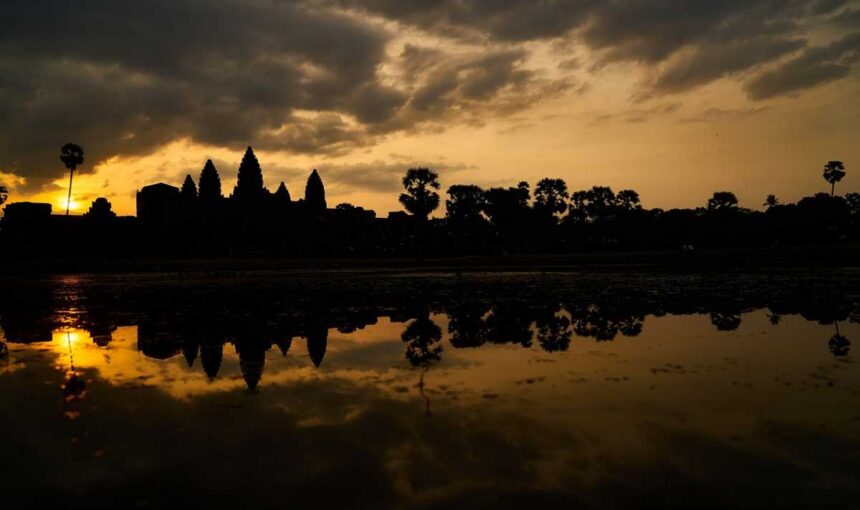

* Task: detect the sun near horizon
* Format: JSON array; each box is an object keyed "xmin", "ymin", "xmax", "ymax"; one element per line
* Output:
[{"xmin": 0, "ymin": 2, "xmax": 857, "ymax": 216}]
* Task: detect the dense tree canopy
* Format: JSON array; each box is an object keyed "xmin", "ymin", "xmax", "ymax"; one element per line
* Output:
[
  {"xmin": 707, "ymin": 191, "xmax": 739, "ymax": 211},
  {"xmin": 400, "ymin": 168, "xmax": 440, "ymax": 220},
  {"xmin": 446, "ymin": 184, "xmax": 486, "ymax": 225},
  {"xmin": 534, "ymin": 178, "xmax": 569, "ymax": 218}
]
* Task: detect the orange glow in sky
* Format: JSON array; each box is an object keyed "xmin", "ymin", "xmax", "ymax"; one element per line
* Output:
[{"xmin": 0, "ymin": 2, "xmax": 857, "ymax": 217}]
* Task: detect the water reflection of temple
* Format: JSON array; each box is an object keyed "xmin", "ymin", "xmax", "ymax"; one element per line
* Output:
[{"xmin": 1, "ymin": 279, "xmax": 855, "ymax": 390}]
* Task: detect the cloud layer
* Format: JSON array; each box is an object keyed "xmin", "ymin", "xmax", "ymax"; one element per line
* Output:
[{"xmin": 0, "ymin": 0, "xmax": 857, "ymax": 189}]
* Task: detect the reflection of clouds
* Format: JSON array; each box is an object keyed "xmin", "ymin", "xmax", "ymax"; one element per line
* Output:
[{"xmin": 1, "ymin": 311, "xmax": 859, "ymax": 506}]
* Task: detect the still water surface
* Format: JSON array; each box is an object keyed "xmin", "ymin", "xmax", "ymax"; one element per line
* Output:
[{"xmin": 0, "ymin": 272, "xmax": 858, "ymax": 508}]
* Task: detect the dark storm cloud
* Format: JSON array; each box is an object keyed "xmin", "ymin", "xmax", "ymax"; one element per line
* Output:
[
  {"xmin": 328, "ymin": 0, "xmax": 599, "ymax": 41},
  {"xmin": 1, "ymin": 0, "xmax": 857, "ymax": 190},
  {"xmin": 651, "ymin": 37, "xmax": 806, "ymax": 93},
  {"xmin": 335, "ymin": 0, "xmax": 858, "ymax": 97},
  {"xmin": 0, "ymin": 0, "xmax": 555, "ymax": 189},
  {"xmin": 744, "ymin": 32, "xmax": 860, "ymax": 99},
  {"xmin": 392, "ymin": 46, "xmax": 573, "ymax": 131},
  {"xmin": 0, "ymin": 0, "xmax": 398, "ymax": 188}
]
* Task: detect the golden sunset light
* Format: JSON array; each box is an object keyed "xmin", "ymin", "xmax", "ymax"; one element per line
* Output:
[
  {"xmin": 1, "ymin": 2, "xmax": 859, "ymax": 508},
  {"xmin": 0, "ymin": 2, "xmax": 856, "ymax": 216}
]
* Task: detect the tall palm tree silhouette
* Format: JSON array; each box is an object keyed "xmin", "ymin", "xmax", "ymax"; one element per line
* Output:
[
  {"xmin": 822, "ymin": 161, "xmax": 845, "ymax": 197},
  {"xmin": 60, "ymin": 143, "xmax": 84, "ymax": 215},
  {"xmin": 763, "ymin": 194, "xmax": 780, "ymax": 209}
]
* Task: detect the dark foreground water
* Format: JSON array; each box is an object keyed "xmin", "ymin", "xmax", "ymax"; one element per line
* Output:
[{"xmin": 0, "ymin": 271, "xmax": 858, "ymax": 508}]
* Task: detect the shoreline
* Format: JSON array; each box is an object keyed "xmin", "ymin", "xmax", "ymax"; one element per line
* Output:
[{"xmin": 1, "ymin": 244, "xmax": 858, "ymax": 275}]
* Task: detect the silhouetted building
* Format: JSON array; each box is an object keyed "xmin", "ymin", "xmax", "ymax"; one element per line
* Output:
[
  {"xmin": 84, "ymin": 198, "xmax": 118, "ymax": 223},
  {"xmin": 138, "ymin": 321, "xmax": 182, "ymax": 360},
  {"xmin": 200, "ymin": 342, "xmax": 224, "ymax": 381},
  {"xmin": 306, "ymin": 323, "xmax": 328, "ymax": 368},
  {"xmin": 274, "ymin": 182, "xmax": 291, "ymax": 205},
  {"xmin": 137, "ymin": 183, "xmax": 179, "ymax": 231},
  {"xmin": 182, "ymin": 341, "xmax": 199, "ymax": 367},
  {"xmin": 233, "ymin": 146, "xmax": 266, "ymax": 203},
  {"xmin": 199, "ymin": 159, "xmax": 223, "ymax": 204},
  {"xmin": 2, "ymin": 202, "xmax": 52, "ymax": 234},
  {"xmin": 305, "ymin": 169, "xmax": 326, "ymax": 215}
]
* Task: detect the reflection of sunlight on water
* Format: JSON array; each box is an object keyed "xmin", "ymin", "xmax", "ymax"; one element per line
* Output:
[
  {"xmin": 0, "ymin": 311, "xmax": 851, "ymax": 439},
  {"xmin": 40, "ymin": 324, "xmax": 420, "ymax": 401}
]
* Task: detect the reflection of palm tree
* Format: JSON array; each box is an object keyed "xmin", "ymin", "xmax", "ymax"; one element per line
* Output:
[
  {"xmin": 710, "ymin": 312, "xmax": 742, "ymax": 331},
  {"xmin": 402, "ymin": 315, "xmax": 442, "ymax": 417},
  {"xmin": 402, "ymin": 316, "xmax": 442, "ymax": 368},
  {"xmin": 617, "ymin": 315, "xmax": 645, "ymax": 337},
  {"xmin": 569, "ymin": 304, "xmax": 643, "ymax": 341},
  {"xmin": 828, "ymin": 322, "xmax": 850, "ymax": 357},
  {"xmin": 484, "ymin": 303, "xmax": 533, "ymax": 347},
  {"xmin": 417, "ymin": 368, "xmax": 432, "ymax": 417},
  {"xmin": 448, "ymin": 304, "xmax": 488, "ymax": 348},
  {"xmin": 60, "ymin": 143, "xmax": 84, "ymax": 216},
  {"xmin": 62, "ymin": 331, "xmax": 85, "ymax": 401},
  {"xmin": 537, "ymin": 308, "xmax": 572, "ymax": 352}
]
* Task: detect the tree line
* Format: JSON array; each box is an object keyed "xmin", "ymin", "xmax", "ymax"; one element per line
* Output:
[
  {"xmin": 394, "ymin": 161, "xmax": 856, "ymax": 255},
  {"xmin": 0, "ymin": 145, "xmax": 855, "ymax": 257}
]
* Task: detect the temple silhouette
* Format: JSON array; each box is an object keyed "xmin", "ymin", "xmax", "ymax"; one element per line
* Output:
[
  {"xmin": 1, "ymin": 146, "xmax": 387, "ymax": 256},
  {"xmin": 0, "ymin": 149, "xmax": 857, "ymax": 257}
]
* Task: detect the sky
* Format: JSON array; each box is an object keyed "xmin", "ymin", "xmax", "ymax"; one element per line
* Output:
[{"xmin": 0, "ymin": 0, "xmax": 858, "ymax": 216}]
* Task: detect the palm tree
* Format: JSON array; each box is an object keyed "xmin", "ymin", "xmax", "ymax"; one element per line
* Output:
[
  {"xmin": 399, "ymin": 168, "xmax": 440, "ymax": 220},
  {"xmin": 534, "ymin": 178, "xmax": 569, "ymax": 217},
  {"xmin": 0, "ymin": 185, "xmax": 8, "ymax": 207},
  {"xmin": 763, "ymin": 194, "xmax": 780, "ymax": 209},
  {"xmin": 707, "ymin": 191, "xmax": 738, "ymax": 211},
  {"xmin": 60, "ymin": 143, "xmax": 84, "ymax": 215},
  {"xmin": 822, "ymin": 160, "xmax": 845, "ymax": 197}
]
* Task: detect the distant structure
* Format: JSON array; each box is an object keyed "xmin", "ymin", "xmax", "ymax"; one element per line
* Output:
[
  {"xmin": 85, "ymin": 197, "xmax": 117, "ymax": 220},
  {"xmin": 198, "ymin": 159, "xmax": 223, "ymax": 205},
  {"xmin": 305, "ymin": 169, "xmax": 327, "ymax": 214},
  {"xmin": 137, "ymin": 183, "xmax": 179, "ymax": 230},
  {"xmin": 233, "ymin": 146, "xmax": 267, "ymax": 203},
  {"xmin": 2, "ymin": 202, "xmax": 52, "ymax": 234},
  {"xmin": 2, "ymin": 149, "xmax": 854, "ymax": 258}
]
